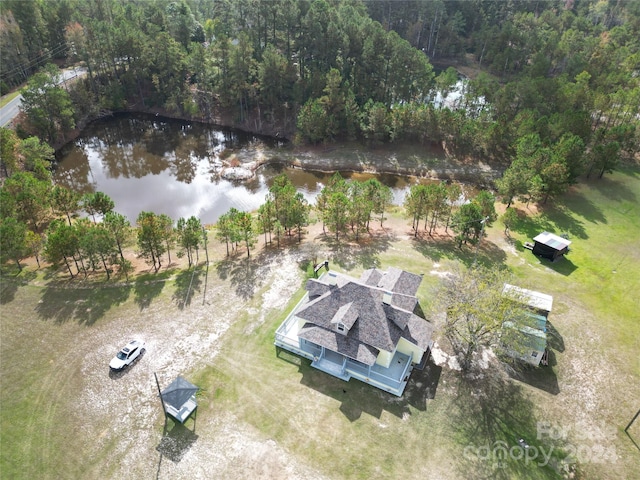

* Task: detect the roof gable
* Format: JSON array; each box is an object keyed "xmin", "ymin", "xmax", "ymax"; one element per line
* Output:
[
  {"xmin": 361, "ymin": 268, "xmax": 383, "ymax": 287},
  {"xmin": 361, "ymin": 267, "xmax": 423, "ymax": 296},
  {"xmin": 297, "ymin": 269, "xmax": 432, "ymax": 354},
  {"xmin": 306, "ymin": 278, "xmax": 332, "ymax": 298},
  {"xmin": 331, "ymin": 301, "xmax": 359, "ymax": 330}
]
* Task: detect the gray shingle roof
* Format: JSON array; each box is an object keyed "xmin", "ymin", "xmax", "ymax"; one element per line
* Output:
[
  {"xmin": 402, "ymin": 316, "xmax": 435, "ymax": 351},
  {"xmin": 296, "ymin": 269, "xmax": 433, "ymax": 357},
  {"xmin": 331, "ymin": 301, "xmax": 359, "ymax": 329},
  {"xmin": 390, "ymin": 292, "xmax": 418, "ymax": 313},
  {"xmin": 361, "ymin": 267, "xmax": 423, "ymax": 296},
  {"xmin": 361, "ymin": 268, "xmax": 383, "ymax": 287},
  {"xmin": 306, "ymin": 278, "xmax": 332, "ymax": 298},
  {"xmin": 382, "ymin": 303, "xmax": 412, "ymax": 329},
  {"xmin": 298, "ymin": 323, "xmax": 379, "ymax": 365}
]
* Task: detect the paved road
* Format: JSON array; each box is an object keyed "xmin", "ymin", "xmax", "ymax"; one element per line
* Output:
[
  {"xmin": 0, "ymin": 93, "xmax": 22, "ymax": 127},
  {"xmin": 0, "ymin": 67, "xmax": 87, "ymax": 127}
]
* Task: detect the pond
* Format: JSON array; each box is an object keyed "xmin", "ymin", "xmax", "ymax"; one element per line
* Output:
[{"xmin": 54, "ymin": 113, "xmax": 462, "ymax": 225}]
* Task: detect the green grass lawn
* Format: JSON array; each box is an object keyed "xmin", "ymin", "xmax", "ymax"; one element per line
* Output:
[
  {"xmin": 194, "ymin": 280, "xmax": 565, "ymax": 479},
  {"xmin": 1, "ymin": 167, "xmax": 638, "ymax": 479},
  {"xmin": 504, "ymin": 167, "xmax": 640, "ymax": 371}
]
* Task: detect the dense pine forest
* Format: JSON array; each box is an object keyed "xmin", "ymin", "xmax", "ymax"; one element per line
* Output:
[
  {"xmin": 2, "ymin": 1, "xmax": 638, "ymax": 153},
  {"xmin": 1, "ymin": 0, "xmax": 639, "ymax": 271}
]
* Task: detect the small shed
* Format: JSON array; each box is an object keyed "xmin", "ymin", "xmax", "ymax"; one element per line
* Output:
[
  {"xmin": 502, "ymin": 284, "xmax": 553, "ymax": 367},
  {"xmin": 156, "ymin": 374, "xmax": 198, "ymax": 425},
  {"xmin": 503, "ymin": 284, "xmax": 553, "ymax": 318},
  {"xmin": 503, "ymin": 322, "xmax": 548, "ymax": 366},
  {"xmin": 532, "ymin": 232, "xmax": 571, "ymax": 261}
]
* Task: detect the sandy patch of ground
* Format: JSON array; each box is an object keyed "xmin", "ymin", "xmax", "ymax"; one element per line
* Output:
[
  {"xmin": 430, "ymin": 341, "xmax": 462, "ymax": 371},
  {"xmin": 17, "ymin": 245, "xmax": 328, "ymax": 479}
]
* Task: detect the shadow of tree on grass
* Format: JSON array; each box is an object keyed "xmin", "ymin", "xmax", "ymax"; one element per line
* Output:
[
  {"xmin": 450, "ymin": 372, "xmax": 571, "ymax": 479},
  {"xmin": 413, "ymin": 235, "xmax": 507, "ymax": 268},
  {"xmin": 172, "ymin": 267, "xmax": 204, "ymax": 310},
  {"xmin": 0, "ymin": 269, "xmax": 37, "ymax": 304},
  {"xmin": 510, "ymin": 186, "xmax": 610, "ymax": 242},
  {"xmin": 36, "ymin": 280, "xmax": 132, "ymax": 325},
  {"xmin": 582, "ymin": 172, "xmax": 637, "ymax": 205},
  {"xmin": 216, "ymin": 250, "xmax": 273, "ymax": 300},
  {"xmin": 317, "ymin": 229, "xmax": 394, "ymax": 271},
  {"xmin": 134, "ymin": 273, "xmax": 167, "ymax": 310},
  {"xmin": 510, "ymin": 206, "xmax": 588, "ymax": 242}
]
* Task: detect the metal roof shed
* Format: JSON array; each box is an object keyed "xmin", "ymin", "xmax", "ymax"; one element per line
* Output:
[
  {"xmin": 503, "ymin": 284, "xmax": 553, "ymax": 315},
  {"xmin": 155, "ymin": 374, "xmax": 198, "ymax": 425},
  {"xmin": 532, "ymin": 232, "xmax": 571, "ymax": 261}
]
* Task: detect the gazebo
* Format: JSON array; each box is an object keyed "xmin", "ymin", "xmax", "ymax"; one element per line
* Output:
[
  {"xmin": 532, "ymin": 231, "xmax": 571, "ymax": 261},
  {"xmin": 155, "ymin": 374, "xmax": 198, "ymax": 426}
]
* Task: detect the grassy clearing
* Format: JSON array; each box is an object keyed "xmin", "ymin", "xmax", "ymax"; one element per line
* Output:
[
  {"xmin": 504, "ymin": 167, "xmax": 640, "ymax": 370},
  {"xmin": 0, "ymin": 278, "xmax": 175, "ymax": 479},
  {"xmin": 193, "ymin": 168, "xmax": 639, "ymax": 479},
  {"xmin": 1, "ymin": 168, "xmax": 639, "ymax": 479}
]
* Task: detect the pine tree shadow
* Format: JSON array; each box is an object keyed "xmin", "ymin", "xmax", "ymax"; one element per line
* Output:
[
  {"xmin": 413, "ymin": 235, "xmax": 507, "ymax": 268},
  {"xmin": 36, "ymin": 280, "xmax": 131, "ymax": 325},
  {"xmin": 0, "ymin": 276, "xmax": 19, "ymax": 304},
  {"xmin": 582, "ymin": 172, "xmax": 637, "ymax": 204},
  {"xmin": 510, "ymin": 206, "xmax": 588, "ymax": 242},
  {"xmin": 0, "ymin": 269, "xmax": 38, "ymax": 304},
  {"xmin": 317, "ymin": 229, "xmax": 393, "ymax": 271},
  {"xmin": 172, "ymin": 267, "xmax": 204, "ymax": 309},
  {"xmin": 216, "ymin": 254, "xmax": 261, "ymax": 300},
  {"xmin": 134, "ymin": 274, "xmax": 167, "ymax": 310}
]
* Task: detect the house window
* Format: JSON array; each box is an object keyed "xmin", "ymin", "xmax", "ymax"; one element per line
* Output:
[
  {"xmin": 531, "ymin": 351, "xmax": 538, "ymax": 357},
  {"xmin": 336, "ymin": 322, "xmax": 345, "ymax": 333}
]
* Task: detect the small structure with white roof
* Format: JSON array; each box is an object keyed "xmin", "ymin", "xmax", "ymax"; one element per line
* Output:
[
  {"xmin": 532, "ymin": 231, "xmax": 571, "ymax": 261},
  {"xmin": 502, "ymin": 284, "xmax": 553, "ymax": 366}
]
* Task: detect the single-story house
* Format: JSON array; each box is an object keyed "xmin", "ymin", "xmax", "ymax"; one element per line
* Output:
[
  {"xmin": 502, "ymin": 284, "xmax": 553, "ymax": 367},
  {"xmin": 275, "ymin": 267, "xmax": 434, "ymax": 396},
  {"xmin": 532, "ymin": 231, "xmax": 571, "ymax": 261}
]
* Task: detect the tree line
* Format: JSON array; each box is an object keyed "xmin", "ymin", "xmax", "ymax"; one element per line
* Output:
[
  {"xmin": 3, "ymin": 1, "xmax": 637, "ymax": 167},
  {"xmin": 2, "ymin": 0, "xmax": 638, "ymax": 221},
  {"xmin": 1, "ymin": 129, "xmax": 500, "ymax": 280}
]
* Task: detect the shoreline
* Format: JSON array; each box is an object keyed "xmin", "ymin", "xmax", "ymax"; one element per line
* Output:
[{"xmin": 61, "ymin": 109, "xmax": 505, "ymax": 187}]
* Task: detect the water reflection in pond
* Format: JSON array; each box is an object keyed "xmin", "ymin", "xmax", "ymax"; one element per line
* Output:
[{"xmin": 55, "ymin": 114, "xmax": 464, "ymax": 225}]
